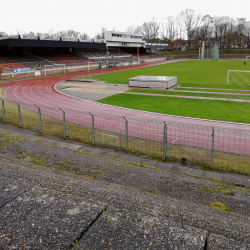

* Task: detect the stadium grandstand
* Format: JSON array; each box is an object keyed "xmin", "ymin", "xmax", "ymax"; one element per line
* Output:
[{"xmin": 0, "ymin": 32, "xmax": 166, "ymax": 79}]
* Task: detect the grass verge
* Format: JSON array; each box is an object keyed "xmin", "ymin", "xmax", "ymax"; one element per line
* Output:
[
  {"xmin": 97, "ymin": 93, "xmax": 250, "ymax": 123},
  {"xmin": 174, "ymin": 88, "xmax": 250, "ymax": 94},
  {"xmin": 126, "ymin": 89, "xmax": 250, "ymax": 100}
]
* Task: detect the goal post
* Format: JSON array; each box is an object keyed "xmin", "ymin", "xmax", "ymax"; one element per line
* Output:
[
  {"xmin": 246, "ymin": 56, "xmax": 250, "ymax": 61},
  {"xmin": 44, "ymin": 64, "xmax": 65, "ymax": 76},
  {"xmin": 227, "ymin": 70, "xmax": 250, "ymax": 86},
  {"xmin": 87, "ymin": 61, "xmax": 103, "ymax": 71}
]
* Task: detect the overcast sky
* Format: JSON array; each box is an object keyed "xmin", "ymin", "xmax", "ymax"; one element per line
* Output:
[{"xmin": 1, "ymin": 0, "xmax": 249, "ymax": 37}]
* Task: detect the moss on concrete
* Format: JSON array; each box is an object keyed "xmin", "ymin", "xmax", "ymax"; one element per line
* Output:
[
  {"xmin": 20, "ymin": 154, "xmax": 44, "ymax": 167},
  {"xmin": 92, "ymin": 166, "xmax": 109, "ymax": 178},
  {"xmin": 0, "ymin": 133, "xmax": 25, "ymax": 146},
  {"xmin": 209, "ymin": 201, "xmax": 229, "ymax": 211}
]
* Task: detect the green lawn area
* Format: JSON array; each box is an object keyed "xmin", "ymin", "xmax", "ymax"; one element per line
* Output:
[
  {"xmin": 97, "ymin": 94, "xmax": 250, "ymax": 123},
  {"xmin": 174, "ymin": 88, "xmax": 250, "ymax": 94},
  {"xmin": 98, "ymin": 60, "xmax": 250, "ymax": 89},
  {"xmin": 126, "ymin": 89, "xmax": 250, "ymax": 100}
]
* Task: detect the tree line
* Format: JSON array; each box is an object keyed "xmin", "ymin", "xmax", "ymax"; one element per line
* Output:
[{"xmin": 126, "ymin": 9, "xmax": 250, "ymax": 50}]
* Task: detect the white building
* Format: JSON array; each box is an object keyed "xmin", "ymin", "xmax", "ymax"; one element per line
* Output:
[{"xmin": 104, "ymin": 31, "xmax": 145, "ymax": 48}]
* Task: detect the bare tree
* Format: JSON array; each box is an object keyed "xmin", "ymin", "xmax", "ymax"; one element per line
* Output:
[
  {"xmin": 180, "ymin": 9, "xmax": 201, "ymax": 50},
  {"xmin": 201, "ymin": 15, "xmax": 213, "ymax": 46},
  {"xmin": 191, "ymin": 26, "xmax": 201, "ymax": 50},
  {"xmin": 236, "ymin": 18, "xmax": 246, "ymax": 47},
  {"xmin": 245, "ymin": 21, "xmax": 250, "ymax": 48},
  {"xmin": 221, "ymin": 16, "xmax": 231, "ymax": 48},
  {"xmin": 136, "ymin": 17, "xmax": 160, "ymax": 43},
  {"xmin": 150, "ymin": 17, "xmax": 160, "ymax": 42},
  {"xmin": 213, "ymin": 16, "xmax": 222, "ymax": 43},
  {"xmin": 227, "ymin": 18, "xmax": 236, "ymax": 47},
  {"xmin": 217, "ymin": 18, "xmax": 224, "ymax": 48},
  {"xmin": 175, "ymin": 15, "xmax": 183, "ymax": 49},
  {"xmin": 164, "ymin": 16, "xmax": 177, "ymax": 49},
  {"xmin": 94, "ymin": 31, "xmax": 105, "ymax": 40},
  {"xmin": 0, "ymin": 31, "xmax": 8, "ymax": 37},
  {"xmin": 79, "ymin": 33, "xmax": 89, "ymax": 40},
  {"xmin": 126, "ymin": 25, "xmax": 141, "ymax": 35}
]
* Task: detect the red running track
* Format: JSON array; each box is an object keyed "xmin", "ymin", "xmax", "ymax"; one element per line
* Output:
[{"xmin": 2, "ymin": 60, "xmax": 250, "ymax": 155}]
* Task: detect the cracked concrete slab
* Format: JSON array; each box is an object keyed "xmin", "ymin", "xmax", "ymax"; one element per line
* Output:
[
  {"xmin": 73, "ymin": 205, "xmax": 207, "ymax": 250},
  {"xmin": 0, "ymin": 186, "xmax": 106, "ymax": 249},
  {"xmin": 207, "ymin": 233, "xmax": 250, "ymax": 249},
  {"xmin": 0, "ymin": 177, "xmax": 30, "ymax": 207}
]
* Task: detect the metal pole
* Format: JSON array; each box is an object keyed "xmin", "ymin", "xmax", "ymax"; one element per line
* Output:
[
  {"xmin": 0, "ymin": 98, "xmax": 6, "ymax": 123},
  {"xmin": 137, "ymin": 47, "xmax": 139, "ymax": 64},
  {"xmin": 34, "ymin": 104, "xmax": 42, "ymax": 132},
  {"xmin": 59, "ymin": 108, "xmax": 66, "ymax": 139},
  {"xmin": 15, "ymin": 102, "xmax": 22, "ymax": 127},
  {"xmin": 163, "ymin": 122, "xmax": 167, "ymax": 161},
  {"xmin": 106, "ymin": 46, "xmax": 109, "ymax": 67},
  {"xmin": 227, "ymin": 71, "xmax": 229, "ymax": 86},
  {"xmin": 211, "ymin": 127, "xmax": 214, "ymax": 169},
  {"xmin": 123, "ymin": 117, "xmax": 128, "ymax": 152},
  {"xmin": 89, "ymin": 112, "xmax": 95, "ymax": 145}
]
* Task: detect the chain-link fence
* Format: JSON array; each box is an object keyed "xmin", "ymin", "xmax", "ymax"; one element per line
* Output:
[{"xmin": 0, "ymin": 97, "xmax": 250, "ymax": 174}]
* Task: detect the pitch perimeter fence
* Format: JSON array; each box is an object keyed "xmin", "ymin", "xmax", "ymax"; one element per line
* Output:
[{"xmin": 0, "ymin": 98, "xmax": 250, "ymax": 174}]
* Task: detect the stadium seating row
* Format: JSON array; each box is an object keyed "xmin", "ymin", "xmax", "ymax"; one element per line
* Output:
[
  {"xmin": 0, "ymin": 56, "xmax": 16, "ymax": 64},
  {"xmin": 0, "ymin": 63, "xmax": 26, "ymax": 71},
  {"xmin": 39, "ymin": 53, "xmax": 80, "ymax": 61},
  {"xmin": 56, "ymin": 59, "xmax": 93, "ymax": 66},
  {"xmin": 82, "ymin": 51, "xmax": 131, "ymax": 59},
  {"xmin": 2, "ymin": 54, "xmax": 45, "ymax": 63}
]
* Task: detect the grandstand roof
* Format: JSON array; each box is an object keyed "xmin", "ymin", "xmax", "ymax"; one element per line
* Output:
[{"xmin": 0, "ymin": 37, "xmax": 106, "ymax": 49}]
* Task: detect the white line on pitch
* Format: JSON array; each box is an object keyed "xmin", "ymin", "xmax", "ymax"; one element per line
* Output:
[{"xmin": 172, "ymin": 138, "xmax": 178, "ymax": 143}]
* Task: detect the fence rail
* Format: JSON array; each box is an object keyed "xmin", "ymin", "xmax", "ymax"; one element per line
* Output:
[{"xmin": 0, "ymin": 97, "xmax": 250, "ymax": 174}]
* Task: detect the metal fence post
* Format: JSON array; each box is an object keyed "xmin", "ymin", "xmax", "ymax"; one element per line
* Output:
[
  {"xmin": 34, "ymin": 104, "xmax": 42, "ymax": 132},
  {"xmin": 211, "ymin": 127, "xmax": 214, "ymax": 169},
  {"xmin": 123, "ymin": 117, "xmax": 128, "ymax": 152},
  {"xmin": 163, "ymin": 122, "xmax": 167, "ymax": 161},
  {"xmin": 14, "ymin": 102, "xmax": 22, "ymax": 128},
  {"xmin": 89, "ymin": 112, "xmax": 95, "ymax": 145},
  {"xmin": 0, "ymin": 98, "xmax": 6, "ymax": 123},
  {"xmin": 59, "ymin": 108, "xmax": 66, "ymax": 139}
]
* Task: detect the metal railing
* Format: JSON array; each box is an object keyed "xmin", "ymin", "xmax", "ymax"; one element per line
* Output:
[{"xmin": 0, "ymin": 97, "xmax": 250, "ymax": 174}]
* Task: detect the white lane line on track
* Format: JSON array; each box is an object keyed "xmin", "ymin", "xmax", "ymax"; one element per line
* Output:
[{"xmin": 172, "ymin": 138, "xmax": 179, "ymax": 143}]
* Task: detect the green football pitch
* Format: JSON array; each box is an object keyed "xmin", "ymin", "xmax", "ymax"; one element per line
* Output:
[
  {"xmin": 96, "ymin": 60, "xmax": 250, "ymax": 123},
  {"xmin": 98, "ymin": 60, "xmax": 250, "ymax": 89}
]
